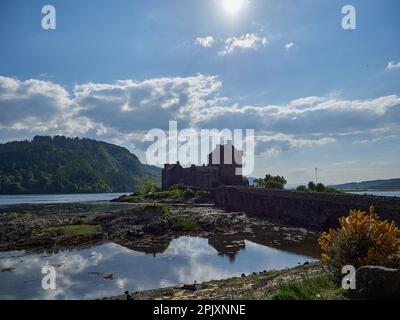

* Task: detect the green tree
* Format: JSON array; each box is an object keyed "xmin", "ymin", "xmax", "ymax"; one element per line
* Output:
[
  {"xmin": 140, "ymin": 180, "xmax": 160, "ymax": 195},
  {"xmin": 308, "ymin": 181, "xmax": 316, "ymax": 191},
  {"xmin": 255, "ymin": 174, "xmax": 287, "ymax": 190},
  {"xmin": 0, "ymin": 136, "xmax": 160, "ymax": 194},
  {"xmin": 316, "ymin": 183, "xmax": 326, "ymax": 192}
]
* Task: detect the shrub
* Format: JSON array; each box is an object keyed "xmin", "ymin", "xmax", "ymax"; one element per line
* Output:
[
  {"xmin": 308, "ymin": 181, "xmax": 316, "ymax": 191},
  {"xmin": 139, "ymin": 181, "xmax": 160, "ymax": 195},
  {"xmin": 318, "ymin": 206, "xmax": 400, "ymax": 280},
  {"xmin": 324, "ymin": 187, "xmax": 339, "ymax": 194},
  {"xmin": 168, "ymin": 185, "xmax": 183, "ymax": 191},
  {"xmin": 182, "ymin": 188, "xmax": 195, "ymax": 200},
  {"xmin": 255, "ymin": 174, "xmax": 287, "ymax": 190},
  {"xmin": 170, "ymin": 214, "xmax": 203, "ymax": 232},
  {"xmin": 316, "ymin": 183, "xmax": 326, "ymax": 192},
  {"xmin": 37, "ymin": 224, "xmax": 102, "ymax": 236},
  {"xmin": 195, "ymin": 190, "xmax": 210, "ymax": 198}
]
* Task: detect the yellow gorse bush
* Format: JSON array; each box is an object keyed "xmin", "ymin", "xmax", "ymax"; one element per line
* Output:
[{"xmin": 319, "ymin": 206, "xmax": 400, "ymax": 266}]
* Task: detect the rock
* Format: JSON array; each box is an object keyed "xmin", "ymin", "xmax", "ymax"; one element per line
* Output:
[
  {"xmin": 181, "ymin": 284, "xmax": 197, "ymax": 291},
  {"xmin": 88, "ymin": 272, "xmax": 114, "ymax": 280},
  {"xmin": 104, "ymin": 273, "xmax": 114, "ymax": 280},
  {"xmin": 354, "ymin": 266, "xmax": 400, "ymax": 299}
]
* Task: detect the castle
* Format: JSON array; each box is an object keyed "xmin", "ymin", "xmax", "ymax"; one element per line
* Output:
[{"xmin": 162, "ymin": 142, "xmax": 248, "ymax": 190}]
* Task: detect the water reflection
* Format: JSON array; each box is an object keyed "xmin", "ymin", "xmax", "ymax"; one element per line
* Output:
[
  {"xmin": 126, "ymin": 226, "xmax": 320, "ymax": 261},
  {"xmin": 0, "ymin": 237, "xmax": 317, "ymax": 300}
]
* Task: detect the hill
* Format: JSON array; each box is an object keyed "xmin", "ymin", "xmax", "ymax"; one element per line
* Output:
[
  {"xmin": 0, "ymin": 136, "xmax": 160, "ymax": 194},
  {"xmin": 330, "ymin": 178, "xmax": 400, "ymax": 190}
]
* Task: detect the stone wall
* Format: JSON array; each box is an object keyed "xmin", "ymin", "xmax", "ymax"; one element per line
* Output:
[{"xmin": 214, "ymin": 186, "xmax": 400, "ymax": 231}]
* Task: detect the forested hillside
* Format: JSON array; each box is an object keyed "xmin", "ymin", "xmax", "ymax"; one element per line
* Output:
[{"xmin": 0, "ymin": 136, "xmax": 160, "ymax": 194}]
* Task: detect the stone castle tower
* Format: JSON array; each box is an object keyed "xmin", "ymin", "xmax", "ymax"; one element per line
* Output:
[{"xmin": 162, "ymin": 142, "xmax": 247, "ymax": 190}]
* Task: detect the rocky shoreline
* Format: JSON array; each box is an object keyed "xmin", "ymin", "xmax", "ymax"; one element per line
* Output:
[
  {"xmin": 104, "ymin": 262, "xmax": 331, "ymax": 300},
  {"xmin": 0, "ymin": 203, "xmax": 318, "ymax": 255}
]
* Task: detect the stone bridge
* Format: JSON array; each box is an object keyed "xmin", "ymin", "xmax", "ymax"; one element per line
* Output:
[{"xmin": 214, "ymin": 186, "xmax": 400, "ymax": 231}]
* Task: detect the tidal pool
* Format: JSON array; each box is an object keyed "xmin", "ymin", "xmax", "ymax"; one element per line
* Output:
[{"xmin": 0, "ymin": 236, "xmax": 317, "ymax": 300}]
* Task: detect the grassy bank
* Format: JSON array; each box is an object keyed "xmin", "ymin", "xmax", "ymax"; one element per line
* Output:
[
  {"xmin": 118, "ymin": 262, "xmax": 348, "ymax": 300},
  {"xmin": 36, "ymin": 224, "xmax": 102, "ymax": 237},
  {"xmin": 113, "ymin": 188, "xmax": 211, "ymax": 204},
  {"xmin": 270, "ymin": 274, "xmax": 346, "ymax": 300}
]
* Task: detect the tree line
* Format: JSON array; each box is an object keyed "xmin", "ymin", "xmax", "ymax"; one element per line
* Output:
[{"xmin": 0, "ymin": 136, "xmax": 159, "ymax": 194}]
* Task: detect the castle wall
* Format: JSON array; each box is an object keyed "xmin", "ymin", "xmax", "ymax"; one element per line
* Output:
[
  {"xmin": 162, "ymin": 144, "xmax": 247, "ymax": 190},
  {"xmin": 214, "ymin": 186, "xmax": 400, "ymax": 231}
]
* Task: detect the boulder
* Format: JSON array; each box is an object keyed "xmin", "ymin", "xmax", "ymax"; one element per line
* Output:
[
  {"xmin": 181, "ymin": 284, "xmax": 197, "ymax": 291},
  {"xmin": 354, "ymin": 266, "xmax": 400, "ymax": 299}
]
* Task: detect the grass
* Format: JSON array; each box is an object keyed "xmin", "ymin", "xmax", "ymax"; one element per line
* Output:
[
  {"xmin": 269, "ymin": 274, "xmax": 347, "ymax": 300},
  {"xmin": 117, "ymin": 190, "xmax": 181, "ymax": 203},
  {"xmin": 5, "ymin": 213, "xmax": 24, "ymax": 220},
  {"xmin": 147, "ymin": 189, "xmax": 194, "ymax": 201},
  {"xmin": 146, "ymin": 203, "xmax": 171, "ymax": 216},
  {"xmin": 1, "ymin": 202, "xmax": 131, "ymax": 217},
  {"xmin": 170, "ymin": 214, "xmax": 203, "ymax": 232},
  {"xmin": 37, "ymin": 224, "xmax": 102, "ymax": 237},
  {"xmin": 146, "ymin": 204, "xmax": 203, "ymax": 232},
  {"xmin": 118, "ymin": 187, "xmax": 209, "ymax": 203}
]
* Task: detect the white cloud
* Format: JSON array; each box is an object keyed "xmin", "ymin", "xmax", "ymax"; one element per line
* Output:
[
  {"xmin": 0, "ymin": 75, "xmax": 90, "ymax": 140},
  {"xmin": 219, "ymin": 33, "xmax": 268, "ymax": 56},
  {"xmin": 289, "ymin": 96, "xmax": 324, "ymax": 107},
  {"xmin": 0, "ymin": 74, "xmax": 224, "ymax": 146},
  {"xmin": 199, "ymin": 95, "xmax": 400, "ymax": 136},
  {"xmin": 0, "ymin": 76, "xmax": 73, "ymax": 126},
  {"xmin": 255, "ymin": 133, "xmax": 336, "ymax": 156},
  {"xmin": 387, "ymin": 61, "xmax": 400, "ymax": 70},
  {"xmin": 195, "ymin": 36, "xmax": 215, "ymax": 48},
  {"xmin": 285, "ymin": 42, "xmax": 294, "ymax": 51},
  {"xmin": 74, "ymin": 74, "xmax": 222, "ymax": 132},
  {"xmin": 261, "ymin": 146, "xmax": 282, "ymax": 158},
  {"xmin": 1, "ymin": 74, "xmax": 400, "ymax": 157}
]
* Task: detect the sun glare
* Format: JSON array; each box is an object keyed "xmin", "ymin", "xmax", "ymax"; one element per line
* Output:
[{"xmin": 221, "ymin": 0, "xmax": 246, "ymax": 16}]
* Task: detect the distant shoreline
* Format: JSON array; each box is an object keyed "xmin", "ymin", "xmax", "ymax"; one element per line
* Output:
[
  {"xmin": 2, "ymin": 189, "xmax": 400, "ymax": 196},
  {"xmin": 0, "ymin": 192, "xmax": 132, "ymax": 196},
  {"xmin": 0, "ymin": 193, "xmax": 131, "ymax": 206},
  {"xmin": 343, "ymin": 189, "xmax": 400, "ymax": 192}
]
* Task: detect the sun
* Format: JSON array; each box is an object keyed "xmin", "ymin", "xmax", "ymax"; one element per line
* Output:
[{"xmin": 221, "ymin": 0, "xmax": 246, "ymax": 16}]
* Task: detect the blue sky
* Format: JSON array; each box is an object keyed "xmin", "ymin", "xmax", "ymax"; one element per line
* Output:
[{"xmin": 0, "ymin": 0, "xmax": 399, "ymax": 184}]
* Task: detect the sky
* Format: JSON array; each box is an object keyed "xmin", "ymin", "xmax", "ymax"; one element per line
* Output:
[{"xmin": 0, "ymin": 0, "xmax": 399, "ymax": 184}]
